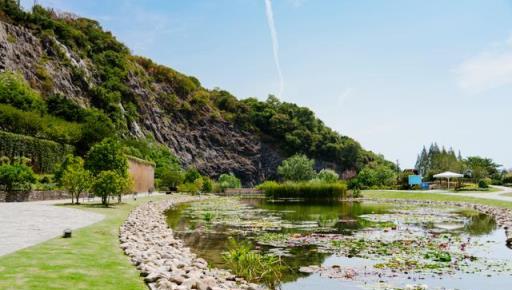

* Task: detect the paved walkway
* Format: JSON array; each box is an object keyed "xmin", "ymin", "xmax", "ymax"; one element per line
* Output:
[
  {"xmin": 0, "ymin": 200, "xmax": 104, "ymax": 257},
  {"xmin": 432, "ymin": 185, "xmax": 512, "ymax": 202}
]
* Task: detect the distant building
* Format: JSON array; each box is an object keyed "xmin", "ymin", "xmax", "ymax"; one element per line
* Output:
[{"xmin": 127, "ymin": 156, "xmax": 155, "ymax": 193}]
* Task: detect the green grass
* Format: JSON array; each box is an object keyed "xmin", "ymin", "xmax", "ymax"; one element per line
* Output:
[
  {"xmin": 0, "ymin": 195, "xmax": 168, "ymax": 290},
  {"xmin": 363, "ymin": 190, "xmax": 512, "ymax": 209}
]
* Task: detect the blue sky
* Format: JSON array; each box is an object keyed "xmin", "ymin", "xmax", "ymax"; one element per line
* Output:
[{"xmin": 21, "ymin": 0, "xmax": 512, "ymax": 169}]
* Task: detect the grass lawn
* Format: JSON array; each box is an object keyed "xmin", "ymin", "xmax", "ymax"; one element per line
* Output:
[
  {"xmin": 0, "ymin": 194, "xmax": 168, "ymax": 290},
  {"xmin": 363, "ymin": 190, "xmax": 512, "ymax": 209}
]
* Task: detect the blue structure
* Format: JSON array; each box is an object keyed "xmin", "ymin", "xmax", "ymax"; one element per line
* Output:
[{"xmin": 408, "ymin": 175, "xmax": 422, "ymax": 186}]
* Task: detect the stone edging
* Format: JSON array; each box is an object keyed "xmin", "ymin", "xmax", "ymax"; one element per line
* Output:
[
  {"xmin": 119, "ymin": 195, "xmax": 262, "ymax": 290},
  {"xmin": 361, "ymin": 198, "xmax": 512, "ymax": 244}
]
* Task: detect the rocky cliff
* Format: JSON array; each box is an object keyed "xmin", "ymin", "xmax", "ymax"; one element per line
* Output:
[{"xmin": 0, "ymin": 20, "xmax": 285, "ymax": 184}]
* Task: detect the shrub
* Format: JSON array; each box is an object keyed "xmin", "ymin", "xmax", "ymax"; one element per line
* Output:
[
  {"xmin": 184, "ymin": 167, "xmax": 201, "ymax": 183},
  {"xmin": 177, "ymin": 178, "xmax": 203, "ymax": 194},
  {"xmin": 47, "ymin": 95, "xmax": 87, "ymax": 122},
  {"xmin": 0, "ymin": 161, "xmax": 36, "ymax": 192},
  {"xmin": 85, "ymin": 138, "xmax": 128, "ymax": 177},
  {"xmin": 0, "ymin": 104, "xmax": 83, "ymax": 144},
  {"xmin": 218, "ymin": 173, "xmax": 241, "ymax": 190},
  {"xmin": 201, "ymin": 176, "xmax": 213, "ymax": 192},
  {"xmin": 159, "ymin": 166, "xmax": 184, "ymax": 191},
  {"xmin": 356, "ymin": 163, "xmax": 397, "ymax": 189},
  {"xmin": 277, "ymin": 154, "xmax": 316, "ymax": 182},
  {"xmin": 257, "ymin": 180, "xmax": 347, "ymax": 200},
  {"xmin": 478, "ymin": 178, "xmax": 491, "ymax": 189},
  {"xmin": 0, "ymin": 71, "xmax": 45, "ymax": 112},
  {"xmin": 503, "ymin": 174, "xmax": 512, "ymax": 185},
  {"xmin": 317, "ymin": 169, "xmax": 339, "ymax": 183}
]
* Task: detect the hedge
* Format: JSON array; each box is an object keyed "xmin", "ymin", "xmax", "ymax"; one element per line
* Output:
[
  {"xmin": 257, "ymin": 181, "xmax": 348, "ymax": 200},
  {"xmin": 0, "ymin": 130, "xmax": 74, "ymax": 173}
]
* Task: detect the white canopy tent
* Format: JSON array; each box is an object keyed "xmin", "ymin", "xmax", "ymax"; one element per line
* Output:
[{"xmin": 433, "ymin": 171, "xmax": 464, "ymax": 189}]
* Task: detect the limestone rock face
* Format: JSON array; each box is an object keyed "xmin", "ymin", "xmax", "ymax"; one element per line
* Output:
[{"xmin": 0, "ymin": 20, "xmax": 283, "ymax": 185}]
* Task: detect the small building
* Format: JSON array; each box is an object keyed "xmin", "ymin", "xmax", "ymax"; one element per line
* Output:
[{"xmin": 127, "ymin": 156, "xmax": 155, "ymax": 193}]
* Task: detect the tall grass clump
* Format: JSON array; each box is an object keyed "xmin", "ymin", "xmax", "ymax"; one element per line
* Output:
[
  {"xmin": 222, "ymin": 238, "xmax": 284, "ymax": 289},
  {"xmin": 257, "ymin": 180, "xmax": 347, "ymax": 200}
]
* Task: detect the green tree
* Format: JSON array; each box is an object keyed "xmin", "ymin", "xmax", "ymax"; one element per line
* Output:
[
  {"xmin": 277, "ymin": 154, "xmax": 316, "ymax": 182},
  {"xmin": 91, "ymin": 170, "xmax": 128, "ymax": 207},
  {"xmin": 85, "ymin": 138, "xmax": 128, "ymax": 177},
  {"xmin": 464, "ymin": 156, "xmax": 500, "ymax": 181},
  {"xmin": 0, "ymin": 162, "xmax": 36, "ymax": 193},
  {"xmin": 218, "ymin": 173, "xmax": 241, "ymax": 190},
  {"xmin": 317, "ymin": 169, "xmax": 339, "ymax": 183},
  {"xmin": 78, "ymin": 109, "xmax": 116, "ymax": 153},
  {"xmin": 356, "ymin": 164, "xmax": 397, "ymax": 189},
  {"xmin": 61, "ymin": 157, "xmax": 92, "ymax": 204},
  {"xmin": 54, "ymin": 154, "xmax": 83, "ymax": 185},
  {"xmin": 184, "ymin": 167, "xmax": 202, "ymax": 183},
  {"xmin": 159, "ymin": 166, "xmax": 184, "ymax": 191}
]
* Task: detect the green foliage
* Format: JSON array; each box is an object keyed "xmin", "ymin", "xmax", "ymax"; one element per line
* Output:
[
  {"xmin": 355, "ymin": 163, "xmax": 397, "ymax": 189},
  {"xmin": 478, "ymin": 178, "xmax": 491, "ymax": 189},
  {"xmin": 218, "ymin": 173, "xmax": 241, "ymax": 190},
  {"xmin": 0, "ymin": 161, "xmax": 36, "ymax": 192},
  {"xmin": 201, "ymin": 176, "xmax": 213, "ymax": 192},
  {"xmin": 317, "ymin": 169, "xmax": 339, "ymax": 183},
  {"xmin": 85, "ymin": 138, "xmax": 127, "ymax": 177},
  {"xmin": 54, "ymin": 154, "xmax": 82, "ymax": 185},
  {"xmin": 47, "ymin": 95, "xmax": 87, "ymax": 122},
  {"xmin": 0, "ymin": 71, "xmax": 45, "ymax": 112},
  {"xmin": 184, "ymin": 167, "xmax": 202, "ymax": 183},
  {"xmin": 277, "ymin": 154, "xmax": 316, "ymax": 182},
  {"xmin": 91, "ymin": 170, "xmax": 128, "ymax": 207},
  {"xmin": 503, "ymin": 173, "xmax": 512, "ymax": 185},
  {"xmin": 0, "ymin": 104, "xmax": 82, "ymax": 144},
  {"xmin": 222, "ymin": 238, "xmax": 284, "ymax": 289},
  {"xmin": 464, "ymin": 156, "xmax": 501, "ymax": 181},
  {"xmin": 0, "ymin": 130, "xmax": 74, "ymax": 173},
  {"xmin": 257, "ymin": 180, "xmax": 347, "ymax": 200},
  {"xmin": 158, "ymin": 166, "xmax": 184, "ymax": 191},
  {"xmin": 177, "ymin": 178, "xmax": 203, "ymax": 194},
  {"xmin": 78, "ymin": 109, "xmax": 116, "ymax": 153},
  {"xmin": 415, "ymin": 143, "xmax": 463, "ymax": 180},
  {"xmin": 61, "ymin": 156, "xmax": 92, "ymax": 204}
]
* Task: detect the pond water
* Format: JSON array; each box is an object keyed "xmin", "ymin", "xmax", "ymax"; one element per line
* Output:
[{"xmin": 165, "ymin": 197, "xmax": 512, "ymax": 290}]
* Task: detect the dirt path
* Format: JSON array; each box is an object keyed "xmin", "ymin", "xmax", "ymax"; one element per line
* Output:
[{"xmin": 430, "ymin": 185, "xmax": 512, "ymax": 202}]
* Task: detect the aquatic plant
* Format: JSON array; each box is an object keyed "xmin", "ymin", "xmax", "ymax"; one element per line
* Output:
[
  {"xmin": 257, "ymin": 180, "xmax": 347, "ymax": 200},
  {"xmin": 222, "ymin": 238, "xmax": 285, "ymax": 289},
  {"xmin": 203, "ymin": 212, "xmax": 215, "ymax": 223}
]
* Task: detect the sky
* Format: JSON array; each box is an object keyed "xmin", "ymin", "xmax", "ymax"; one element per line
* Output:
[{"xmin": 21, "ymin": 0, "xmax": 512, "ymax": 169}]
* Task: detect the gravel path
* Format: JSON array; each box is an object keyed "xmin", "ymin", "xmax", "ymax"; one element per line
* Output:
[
  {"xmin": 430, "ymin": 185, "xmax": 512, "ymax": 202},
  {"xmin": 0, "ymin": 201, "xmax": 104, "ymax": 257}
]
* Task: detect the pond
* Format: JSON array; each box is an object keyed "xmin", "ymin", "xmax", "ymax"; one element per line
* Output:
[{"xmin": 166, "ymin": 196, "xmax": 512, "ymax": 290}]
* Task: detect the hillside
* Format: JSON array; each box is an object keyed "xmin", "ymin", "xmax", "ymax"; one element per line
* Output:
[{"xmin": 0, "ymin": 1, "xmax": 392, "ymax": 185}]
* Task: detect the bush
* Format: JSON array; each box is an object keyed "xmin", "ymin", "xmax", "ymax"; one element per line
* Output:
[
  {"xmin": 257, "ymin": 180, "xmax": 347, "ymax": 200},
  {"xmin": 317, "ymin": 169, "xmax": 339, "ymax": 183},
  {"xmin": 201, "ymin": 176, "xmax": 213, "ymax": 192},
  {"xmin": 184, "ymin": 167, "xmax": 201, "ymax": 183},
  {"xmin": 0, "ymin": 161, "xmax": 36, "ymax": 192},
  {"xmin": 218, "ymin": 173, "xmax": 241, "ymax": 190},
  {"xmin": 478, "ymin": 178, "xmax": 491, "ymax": 189},
  {"xmin": 356, "ymin": 163, "xmax": 397, "ymax": 189},
  {"xmin": 0, "ymin": 104, "xmax": 83, "ymax": 144},
  {"xmin": 503, "ymin": 174, "xmax": 512, "ymax": 185},
  {"xmin": 0, "ymin": 71, "xmax": 45, "ymax": 112},
  {"xmin": 277, "ymin": 154, "xmax": 316, "ymax": 182},
  {"xmin": 177, "ymin": 178, "xmax": 203, "ymax": 194},
  {"xmin": 158, "ymin": 166, "xmax": 184, "ymax": 191}
]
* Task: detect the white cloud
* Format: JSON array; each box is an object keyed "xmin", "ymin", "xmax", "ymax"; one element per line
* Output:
[{"xmin": 455, "ymin": 35, "xmax": 512, "ymax": 93}]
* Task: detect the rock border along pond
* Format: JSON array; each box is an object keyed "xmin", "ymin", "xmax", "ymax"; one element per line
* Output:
[
  {"xmin": 119, "ymin": 195, "xmax": 262, "ymax": 290},
  {"xmin": 120, "ymin": 195, "xmax": 512, "ymax": 290}
]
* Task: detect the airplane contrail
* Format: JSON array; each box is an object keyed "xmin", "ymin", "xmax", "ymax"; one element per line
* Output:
[{"xmin": 264, "ymin": 0, "xmax": 284, "ymax": 99}]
